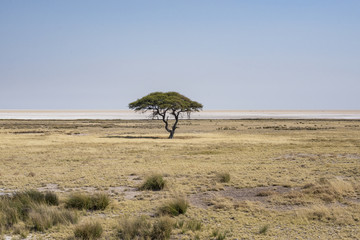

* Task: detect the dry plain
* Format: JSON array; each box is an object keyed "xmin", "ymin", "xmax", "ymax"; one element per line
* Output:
[{"xmin": 0, "ymin": 119, "xmax": 359, "ymax": 239}]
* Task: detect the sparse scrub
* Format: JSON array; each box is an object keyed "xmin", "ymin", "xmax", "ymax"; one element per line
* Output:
[
  {"xmin": 65, "ymin": 193, "xmax": 109, "ymax": 210},
  {"xmin": 217, "ymin": 172, "xmax": 230, "ymax": 183},
  {"xmin": 140, "ymin": 174, "xmax": 166, "ymax": 191},
  {"xmin": 74, "ymin": 221, "xmax": 103, "ymax": 240},
  {"xmin": 2, "ymin": 119, "xmax": 360, "ymax": 239},
  {"xmin": 159, "ymin": 197, "xmax": 188, "ymax": 216}
]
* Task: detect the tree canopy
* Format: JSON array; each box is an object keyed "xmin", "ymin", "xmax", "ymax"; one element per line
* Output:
[{"xmin": 129, "ymin": 92, "xmax": 203, "ymax": 138}]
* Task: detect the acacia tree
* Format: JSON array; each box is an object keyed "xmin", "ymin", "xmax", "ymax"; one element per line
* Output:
[{"xmin": 129, "ymin": 92, "xmax": 203, "ymax": 139}]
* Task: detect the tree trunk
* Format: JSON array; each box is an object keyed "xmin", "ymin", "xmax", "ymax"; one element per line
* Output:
[
  {"xmin": 168, "ymin": 112, "xmax": 179, "ymax": 139},
  {"xmin": 160, "ymin": 110, "xmax": 180, "ymax": 139},
  {"xmin": 168, "ymin": 131, "xmax": 174, "ymax": 139}
]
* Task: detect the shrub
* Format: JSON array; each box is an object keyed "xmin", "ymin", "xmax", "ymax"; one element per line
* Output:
[
  {"xmin": 151, "ymin": 216, "xmax": 173, "ymax": 240},
  {"xmin": 74, "ymin": 221, "xmax": 103, "ymax": 240},
  {"xmin": 140, "ymin": 174, "xmax": 166, "ymax": 191},
  {"xmin": 217, "ymin": 172, "xmax": 230, "ymax": 183},
  {"xmin": 65, "ymin": 193, "xmax": 110, "ymax": 211},
  {"xmin": 159, "ymin": 197, "xmax": 188, "ymax": 216}
]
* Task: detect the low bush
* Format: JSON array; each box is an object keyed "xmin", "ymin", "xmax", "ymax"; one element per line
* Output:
[
  {"xmin": 140, "ymin": 174, "xmax": 166, "ymax": 191},
  {"xmin": 159, "ymin": 197, "xmax": 188, "ymax": 216},
  {"xmin": 74, "ymin": 221, "xmax": 103, "ymax": 240},
  {"xmin": 65, "ymin": 193, "xmax": 109, "ymax": 211}
]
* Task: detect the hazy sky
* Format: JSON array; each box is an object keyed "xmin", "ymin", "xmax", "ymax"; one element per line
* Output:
[{"xmin": 1, "ymin": 1, "xmax": 359, "ymax": 110}]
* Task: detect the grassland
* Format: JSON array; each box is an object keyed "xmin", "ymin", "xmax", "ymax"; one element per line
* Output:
[{"xmin": 0, "ymin": 119, "xmax": 359, "ymax": 239}]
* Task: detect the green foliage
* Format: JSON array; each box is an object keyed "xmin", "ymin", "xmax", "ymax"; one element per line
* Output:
[
  {"xmin": 74, "ymin": 221, "xmax": 103, "ymax": 240},
  {"xmin": 129, "ymin": 92, "xmax": 203, "ymax": 138},
  {"xmin": 65, "ymin": 193, "xmax": 109, "ymax": 211},
  {"xmin": 140, "ymin": 174, "xmax": 166, "ymax": 191},
  {"xmin": 129, "ymin": 92, "xmax": 203, "ymax": 113},
  {"xmin": 159, "ymin": 197, "xmax": 188, "ymax": 216}
]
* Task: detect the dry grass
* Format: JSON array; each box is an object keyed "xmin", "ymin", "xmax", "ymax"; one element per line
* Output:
[{"xmin": 0, "ymin": 119, "xmax": 359, "ymax": 239}]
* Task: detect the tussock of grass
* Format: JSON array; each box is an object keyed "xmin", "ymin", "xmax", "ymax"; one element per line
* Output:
[
  {"xmin": 185, "ymin": 219, "xmax": 202, "ymax": 232},
  {"xmin": 217, "ymin": 172, "xmax": 230, "ymax": 183},
  {"xmin": 0, "ymin": 190, "xmax": 77, "ymax": 234},
  {"xmin": 117, "ymin": 215, "xmax": 151, "ymax": 239},
  {"xmin": 159, "ymin": 197, "xmax": 188, "ymax": 216},
  {"xmin": 212, "ymin": 229, "xmax": 228, "ymax": 240},
  {"xmin": 29, "ymin": 205, "xmax": 78, "ymax": 231},
  {"xmin": 140, "ymin": 174, "xmax": 166, "ymax": 191},
  {"xmin": 151, "ymin": 216, "xmax": 174, "ymax": 240},
  {"xmin": 303, "ymin": 178, "xmax": 355, "ymax": 203},
  {"xmin": 117, "ymin": 215, "xmax": 173, "ymax": 240},
  {"xmin": 45, "ymin": 192, "xmax": 59, "ymax": 206},
  {"xmin": 65, "ymin": 193, "xmax": 110, "ymax": 210},
  {"xmin": 74, "ymin": 221, "xmax": 103, "ymax": 240},
  {"xmin": 258, "ymin": 224, "xmax": 269, "ymax": 234}
]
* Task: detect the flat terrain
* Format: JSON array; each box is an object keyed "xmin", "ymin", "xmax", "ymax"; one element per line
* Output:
[{"xmin": 0, "ymin": 119, "xmax": 359, "ymax": 239}]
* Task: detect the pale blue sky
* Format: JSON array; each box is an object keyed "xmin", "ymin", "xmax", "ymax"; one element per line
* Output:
[{"xmin": 1, "ymin": 0, "xmax": 359, "ymax": 110}]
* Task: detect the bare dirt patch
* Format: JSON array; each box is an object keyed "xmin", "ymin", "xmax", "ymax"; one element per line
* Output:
[{"xmin": 189, "ymin": 186, "xmax": 296, "ymax": 209}]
